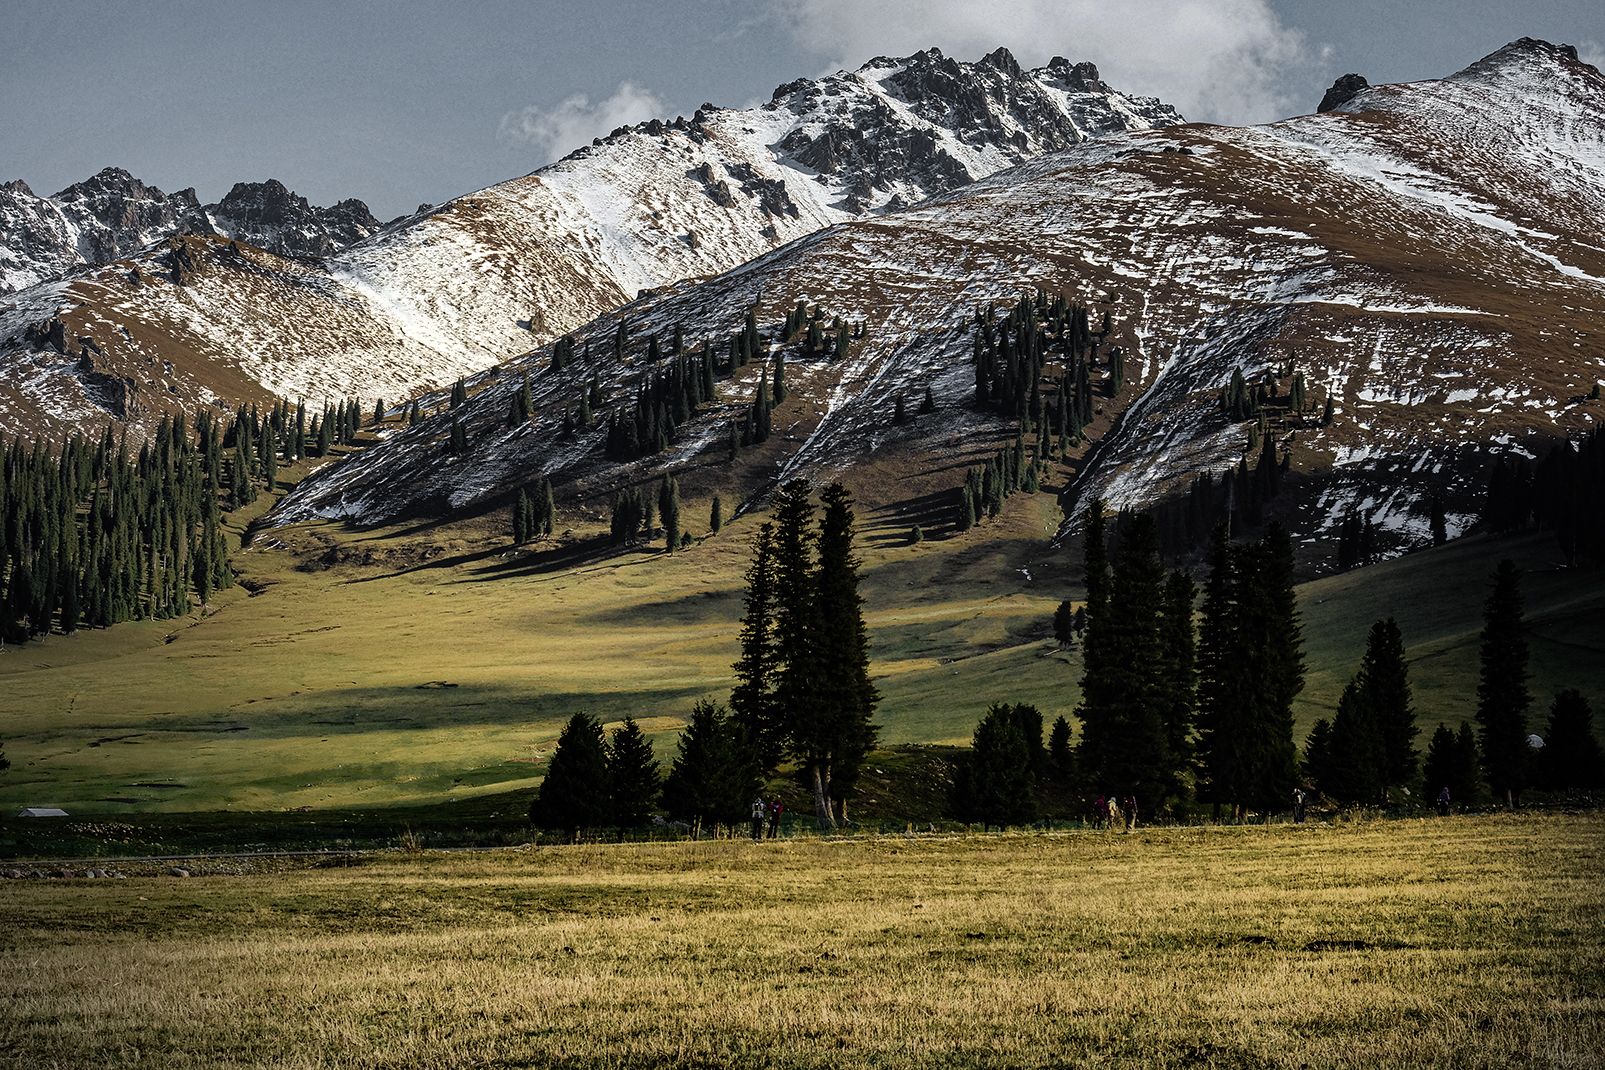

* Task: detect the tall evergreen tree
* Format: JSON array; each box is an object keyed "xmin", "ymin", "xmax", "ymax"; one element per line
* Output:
[
  {"xmin": 1324, "ymin": 680, "xmax": 1383, "ymax": 804},
  {"xmin": 659, "ymin": 474, "xmax": 681, "ymax": 551},
  {"xmin": 730, "ymin": 523, "xmax": 783, "ymax": 770},
  {"xmin": 1357, "ymin": 617, "xmax": 1416, "ymax": 798},
  {"xmin": 1196, "ymin": 524, "xmax": 1241, "ymax": 817},
  {"xmin": 812, "ymin": 482, "xmax": 880, "ymax": 824},
  {"xmin": 1475, "ymin": 560, "xmax": 1530, "ymax": 808},
  {"xmin": 530, "ymin": 713, "xmax": 611, "ymax": 841},
  {"xmin": 1078, "ymin": 513, "xmax": 1172, "ymax": 807},
  {"xmin": 1048, "ymin": 715, "xmax": 1074, "ymax": 783},
  {"xmin": 661, "ymin": 700, "xmax": 762, "ymax": 838},
  {"xmin": 1421, "ymin": 723, "xmax": 1458, "ymax": 806},
  {"xmin": 709, "ymin": 495, "xmax": 723, "ymax": 534},
  {"xmin": 1539, "ymin": 689, "xmax": 1605, "ymax": 792},
  {"xmin": 607, "ymin": 717, "xmax": 661, "ymax": 827},
  {"xmin": 951, "ymin": 703, "xmax": 1038, "ymax": 828},
  {"xmin": 1158, "ymin": 570, "xmax": 1197, "ymax": 804}
]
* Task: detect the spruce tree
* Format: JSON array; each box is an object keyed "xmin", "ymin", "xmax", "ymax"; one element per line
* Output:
[
  {"xmin": 531, "ymin": 713, "xmax": 610, "ymax": 841},
  {"xmin": 1048, "ymin": 715, "xmax": 1074, "ymax": 783},
  {"xmin": 730, "ymin": 523, "xmax": 783, "ymax": 770},
  {"xmin": 1421, "ymin": 723, "xmax": 1457, "ymax": 804},
  {"xmin": 662, "ymin": 700, "xmax": 762, "ymax": 838},
  {"xmin": 659, "ymin": 475, "xmax": 681, "ymax": 552},
  {"xmin": 1452, "ymin": 722, "xmax": 1483, "ymax": 806},
  {"xmin": 1158, "ymin": 570, "xmax": 1197, "ymax": 804},
  {"xmin": 512, "ymin": 488, "xmax": 530, "ymax": 544},
  {"xmin": 770, "ymin": 479, "xmax": 824, "ymax": 818},
  {"xmin": 1475, "ymin": 560, "xmax": 1530, "ymax": 808},
  {"xmin": 1539, "ymin": 689, "xmax": 1605, "ymax": 792},
  {"xmin": 1078, "ymin": 513, "xmax": 1172, "ymax": 808},
  {"xmin": 1357, "ymin": 617, "xmax": 1416, "ymax": 798},
  {"xmin": 710, "ymin": 495, "xmax": 723, "ymax": 534},
  {"xmin": 607, "ymin": 717, "xmax": 661, "ymax": 827},
  {"xmin": 1052, "ymin": 599, "xmax": 1075, "ymax": 648},
  {"xmin": 952, "ymin": 703, "xmax": 1038, "ymax": 828},
  {"xmin": 811, "ymin": 482, "xmax": 879, "ymax": 825},
  {"xmin": 1325, "ymin": 680, "xmax": 1383, "ymax": 805}
]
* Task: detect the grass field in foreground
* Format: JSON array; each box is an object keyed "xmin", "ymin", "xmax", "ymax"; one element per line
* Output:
[
  {"xmin": 1, "ymin": 447, "xmax": 1602, "ymax": 815},
  {"xmin": 2, "ymin": 814, "xmax": 1602, "ymax": 1069}
]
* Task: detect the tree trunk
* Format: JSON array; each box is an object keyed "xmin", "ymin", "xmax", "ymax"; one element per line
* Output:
[{"xmin": 811, "ymin": 762, "xmax": 835, "ymax": 830}]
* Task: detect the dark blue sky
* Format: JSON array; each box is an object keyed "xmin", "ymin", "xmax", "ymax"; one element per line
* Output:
[{"xmin": 2, "ymin": 0, "xmax": 1599, "ymax": 218}]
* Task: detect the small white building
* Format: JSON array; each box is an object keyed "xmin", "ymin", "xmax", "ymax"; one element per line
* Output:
[{"xmin": 15, "ymin": 807, "xmax": 69, "ymax": 818}]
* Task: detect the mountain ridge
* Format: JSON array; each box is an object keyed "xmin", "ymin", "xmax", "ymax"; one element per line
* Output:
[{"xmin": 0, "ymin": 47, "xmax": 1180, "ymax": 439}]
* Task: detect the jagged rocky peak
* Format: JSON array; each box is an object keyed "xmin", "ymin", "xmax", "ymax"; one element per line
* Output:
[
  {"xmin": 1318, "ymin": 74, "xmax": 1370, "ymax": 113},
  {"xmin": 208, "ymin": 180, "xmax": 381, "ymax": 260},
  {"xmin": 1451, "ymin": 36, "xmax": 1599, "ymax": 85}
]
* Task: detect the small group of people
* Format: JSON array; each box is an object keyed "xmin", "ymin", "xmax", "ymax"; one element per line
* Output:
[
  {"xmin": 1092, "ymin": 793, "xmax": 1139, "ymax": 832},
  {"xmin": 750, "ymin": 796, "xmax": 784, "ymax": 841}
]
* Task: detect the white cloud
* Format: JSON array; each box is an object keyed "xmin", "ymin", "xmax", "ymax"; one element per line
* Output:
[
  {"xmin": 771, "ymin": 0, "xmax": 1317, "ymax": 125},
  {"xmin": 499, "ymin": 82, "xmax": 666, "ymax": 162}
]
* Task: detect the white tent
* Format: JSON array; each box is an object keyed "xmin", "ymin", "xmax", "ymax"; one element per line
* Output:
[{"xmin": 15, "ymin": 807, "xmax": 69, "ymax": 818}]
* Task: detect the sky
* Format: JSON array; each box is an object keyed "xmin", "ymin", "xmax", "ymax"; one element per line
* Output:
[{"xmin": 2, "ymin": 0, "xmax": 1600, "ymax": 219}]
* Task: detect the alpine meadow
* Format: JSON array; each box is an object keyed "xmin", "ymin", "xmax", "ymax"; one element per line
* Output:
[{"xmin": 2, "ymin": 5, "xmax": 1604, "ymax": 1068}]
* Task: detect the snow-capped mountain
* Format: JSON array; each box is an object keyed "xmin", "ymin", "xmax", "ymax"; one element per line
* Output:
[
  {"xmin": 0, "ymin": 47, "xmax": 1179, "ymax": 439},
  {"xmin": 277, "ymin": 39, "xmax": 1605, "ymax": 560},
  {"xmin": 0, "ymin": 168, "xmax": 381, "ymax": 294}
]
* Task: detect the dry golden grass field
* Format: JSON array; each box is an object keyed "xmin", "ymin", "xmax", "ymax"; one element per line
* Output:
[{"xmin": 3, "ymin": 814, "xmax": 1602, "ymax": 1069}]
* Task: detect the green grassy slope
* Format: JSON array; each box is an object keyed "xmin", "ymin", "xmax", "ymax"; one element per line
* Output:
[{"xmin": 1, "ymin": 464, "xmax": 1600, "ymax": 815}]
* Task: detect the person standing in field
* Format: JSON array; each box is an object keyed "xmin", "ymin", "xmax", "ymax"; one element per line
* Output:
[
  {"xmin": 1106, "ymin": 795, "xmax": 1121, "ymax": 831},
  {"xmin": 767, "ymin": 799, "xmax": 783, "ymax": 839},
  {"xmin": 1093, "ymin": 795, "xmax": 1107, "ymax": 829},
  {"xmin": 1122, "ymin": 795, "xmax": 1138, "ymax": 832},
  {"xmin": 1293, "ymin": 788, "xmax": 1307, "ymax": 824},
  {"xmin": 1436, "ymin": 785, "xmax": 1452, "ymax": 816},
  {"xmin": 751, "ymin": 797, "xmax": 766, "ymax": 842}
]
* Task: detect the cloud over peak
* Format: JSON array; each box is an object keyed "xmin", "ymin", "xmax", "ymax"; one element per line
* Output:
[
  {"xmin": 772, "ymin": 0, "xmax": 1316, "ymax": 124},
  {"xmin": 499, "ymin": 82, "xmax": 667, "ymax": 163}
]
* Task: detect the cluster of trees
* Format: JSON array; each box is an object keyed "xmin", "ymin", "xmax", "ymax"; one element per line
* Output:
[
  {"xmin": 1, "ymin": 414, "xmax": 234, "ymax": 644},
  {"xmin": 608, "ymin": 474, "xmax": 687, "ymax": 549},
  {"xmin": 973, "ymin": 291, "xmax": 1109, "ymax": 443},
  {"xmin": 1302, "ymin": 619, "xmax": 1416, "ymax": 804},
  {"xmin": 1484, "ymin": 427, "xmax": 1605, "ymax": 563},
  {"xmin": 780, "ymin": 300, "xmax": 852, "ymax": 360},
  {"xmin": 980, "ymin": 506, "xmax": 1302, "ymax": 823},
  {"xmin": 531, "ymin": 478, "xmax": 877, "ymax": 838},
  {"xmin": 728, "ymin": 479, "xmax": 877, "ymax": 826},
  {"xmin": 529, "ymin": 713, "xmax": 663, "ymax": 840},
  {"xmin": 604, "ymin": 344, "xmax": 720, "ymax": 461},
  {"xmin": 1140, "ymin": 438, "xmax": 1288, "ymax": 561},
  {"xmin": 510, "ymin": 478, "xmax": 556, "ymax": 544},
  {"xmin": 954, "ymin": 431, "xmax": 1043, "ymax": 531},
  {"xmin": 1219, "ymin": 365, "xmax": 1322, "ymax": 427}
]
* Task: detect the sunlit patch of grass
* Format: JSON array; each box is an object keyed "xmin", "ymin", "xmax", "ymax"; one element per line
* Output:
[{"xmin": 2, "ymin": 814, "xmax": 1601, "ymax": 1068}]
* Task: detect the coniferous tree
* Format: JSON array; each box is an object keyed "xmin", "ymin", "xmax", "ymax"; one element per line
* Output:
[
  {"xmin": 1357, "ymin": 617, "xmax": 1416, "ymax": 799},
  {"xmin": 531, "ymin": 713, "xmax": 610, "ymax": 841},
  {"xmin": 1324, "ymin": 680, "xmax": 1384, "ymax": 805},
  {"xmin": 1303, "ymin": 718, "xmax": 1335, "ymax": 792},
  {"xmin": 1421, "ymin": 723, "xmax": 1458, "ymax": 807},
  {"xmin": 1430, "ymin": 496, "xmax": 1448, "ymax": 546},
  {"xmin": 1475, "ymin": 560, "xmax": 1530, "ymax": 808},
  {"xmin": 450, "ymin": 378, "xmax": 467, "ymax": 409},
  {"xmin": 1452, "ymin": 722, "xmax": 1483, "ymax": 806},
  {"xmin": 607, "ymin": 717, "xmax": 661, "ymax": 828},
  {"xmin": 539, "ymin": 478, "xmax": 556, "ymax": 536},
  {"xmin": 659, "ymin": 475, "xmax": 681, "ymax": 551},
  {"xmin": 1048, "ymin": 715, "xmax": 1074, "ymax": 783},
  {"xmin": 951, "ymin": 703, "xmax": 1039, "ymax": 828},
  {"xmin": 772, "ymin": 351, "xmax": 787, "ymax": 403},
  {"xmin": 709, "ymin": 495, "xmax": 723, "ymax": 534},
  {"xmin": 810, "ymin": 482, "xmax": 879, "ymax": 825},
  {"xmin": 512, "ymin": 488, "xmax": 531, "ymax": 544},
  {"xmin": 1539, "ymin": 689, "xmax": 1605, "ymax": 792},
  {"xmin": 1158, "ymin": 570, "xmax": 1197, "ymax": 804},
  {"xmin": 1078, "ymin": 513, "xmax": 1172, "ymax": 808},
  {"xmin": 372, "ymin": 398, "xmax": 386, "ymax": 426},
  {"xmin": 1052, "ymin": 599, "xmax": 1075, "ymax": 648},
  {"xmin": 662, "ymin": 700, "xmax": 762, "ymax": 838},
  {"xmin": 730, "ymin": 523, "xmax": 783, "ymax": 770}
]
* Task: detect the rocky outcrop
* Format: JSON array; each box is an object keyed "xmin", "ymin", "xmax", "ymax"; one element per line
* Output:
[
  {"xmin": 1319, "ymin": 74, "xmax": 1371, "ymax": 113},
  {"xmin": 209, "ymin": 180, "xmax": 381, "ymax": 260},
  {"xmin": 0, "ymin": 169, "xmax": 378, "ymax": 292}
]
